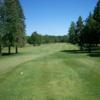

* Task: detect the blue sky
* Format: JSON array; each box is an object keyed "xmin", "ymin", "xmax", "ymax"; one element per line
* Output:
[{"xmin": 20, "ymin": 0, "xmax": 97, "ymax": 36}]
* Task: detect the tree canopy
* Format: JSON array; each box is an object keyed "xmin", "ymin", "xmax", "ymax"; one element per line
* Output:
[
  {"xmin": 0, "ymin": 0, "xmax": 25, "ymax": 54},
  {"xmin": 67, "ymin": 0, "xmax": 100, "ymax": 52}
]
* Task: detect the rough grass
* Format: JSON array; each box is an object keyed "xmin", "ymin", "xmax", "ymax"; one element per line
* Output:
[{"xmin": 0, "ymin": 43, "xmax": 100, "ymax": 100}]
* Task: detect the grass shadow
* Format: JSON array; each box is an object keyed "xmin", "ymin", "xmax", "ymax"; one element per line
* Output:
[
  {"xmin": 61, "ymin": 50, "xmax": 89, "ymax": 54},
  {"xmin": 0, "ymin": 51, "xmax": 32, "ymax": 57},
  {"xmin": 61, "ymin": 49, "xmax": 100, "ymax": 57},
  {"xmin": 2, "ymin": 53, "xmax": 17, "ymax": 56},
  {"xmin": 88, "ymin": 52, "xmax": 100, "ymax": 57}
]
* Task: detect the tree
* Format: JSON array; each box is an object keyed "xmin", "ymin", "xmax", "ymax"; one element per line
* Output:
[
  {"xmin": 82, "ymin": 13, "xmax": 96, "ymax": 52},
  {"xmin": 93, "ymin": 0, "xmax": 100, "ymax": 43},
  {"xmin": 68, "ymin": 21, "xmax": 77, "ymax": 44},
  {"xmin": 76, "ymin": 16, "xmax": 84, "ymax": 50},
  {"xmin": 27, "ymin": 33, "xmax": 67, "ymax": 45},
  {"xmin": 30, "ymin": 32, "xmax": 41, "ymax": 46},
  {"xmin": 0, "ymin": 0, "xmax": 6, "ymax": 54},
  {"xmin": 14, "ymin": 0, "xmax": 25, "ymax": 53},
  {"xmin": 2, "ymin": 0, "xmax": 25, "ymax": 54},
  {"xmin": 0, "ymin": 0, "xmax": 4, "ymax": 54}
]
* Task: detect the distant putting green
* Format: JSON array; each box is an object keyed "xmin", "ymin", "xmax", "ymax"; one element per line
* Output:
[{"xmin": 0, "ymin": 43, "xmax": 100, "ymax": 100}]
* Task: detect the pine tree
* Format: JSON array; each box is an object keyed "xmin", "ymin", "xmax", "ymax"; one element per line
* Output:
[
  {"xmin": 0, "ymin": 0, "xmax": 5, "ymax": 54},
  {"xmin": 76, "ymin": 16, "xmax": 84, "ymax": 50},
  {"xmin": 2, "ymin": 0, "xmax": 25, "ymax": 54},
  {"xmin": 0, "ymin": 1, "xmax": 2, "ymax": 54},
  {"xmin": 68, "ymin": 21, "xmax": 77, "ymax": 44},
  {"xmin": 93, "ymin": 0, "xmax": 100, "ymax": 43},
  {"xmin": 14, "ymin": 0, "xmax": 25, "ymax": 53},
  {"xmin": 3, "ymin": 0, "xmax": 17, "ymax": 54},
  {"xmin": 83, "ymin": 13, "xmax": 96, "ymax": 52}
]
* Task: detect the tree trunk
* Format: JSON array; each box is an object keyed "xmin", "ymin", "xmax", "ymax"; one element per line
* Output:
[
  {"xmin": 0, "ymin": 45, "xmax": 2, "ymax": 54},
  {"xmin": 80, "ymin": 44, "xmax": 83, "ymax": 51},
  {"xmin": 96, "ymin": 43, "xmax": 98, "ymax": 47},
  {"xmin": 8, "ymin": 46, "xmax": 11, "ymax": 54},
  {"xmin": 88, "ymin": 44, "xmax": 91, "ymax": 53},
  {"xmin": 15, "ymin": 45, "xmax": 18, "ymax": 54}
]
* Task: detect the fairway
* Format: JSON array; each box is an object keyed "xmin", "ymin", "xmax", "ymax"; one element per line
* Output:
[{"xmin": 0, "ymin": 43, "xmax": 100, "ymax": 100}]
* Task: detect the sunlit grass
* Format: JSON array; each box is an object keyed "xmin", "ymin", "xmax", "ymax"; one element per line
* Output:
[{"xmin": 0, "ymin": 43, "xmax": 100, "ymax": 100}]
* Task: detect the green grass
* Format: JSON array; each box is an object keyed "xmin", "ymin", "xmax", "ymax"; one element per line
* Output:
[{"xmin": 0, "ymin": 43, "xmax": 100, "ymax": 100}]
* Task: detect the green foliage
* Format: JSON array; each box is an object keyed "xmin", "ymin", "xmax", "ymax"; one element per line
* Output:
[
  {"xmin": 68, "ymin": 0, "xmax": 100, "ymax": 52},
  {"xmin": 0, "ymin": 0, "xmax": 5, "ymax": 53},
  {"xmin": 83, "ymin": 13, "xmax": 97, "ymax": 44},
  {"xmin": 68, "ymin": 21, "xmax": 77, "ymax": 44},
  {"xmin": 27, "ymin": 32, "xmax": 67, "ymax": 45},
  {"xmin": 76, "ymin": 16, "xmax": 84, "ymax": 33},
  {"xmin": 30, "ymin": 31, "xmax": 41, "ymax": 46},
  {"xmin": 81, "ymin": 13, "xmax": 97, "ymax": 52},
  {"xmin": 93, "ymin": 0, "xmax": 100, "ymax": 41},
  {"xmin": 94, "ymin": 0, "xmax": 100, "ymax": 22},
  {"xmin": 15, "ymin": 0, "xmax": 26, "ymax": 47},
  {"xmin": 76, "ymin": 16, "xmax": 84, "ymax": 49},
  {"xmin": 0, "ymin": 0, "xmax": 25, "ymax": 54}
]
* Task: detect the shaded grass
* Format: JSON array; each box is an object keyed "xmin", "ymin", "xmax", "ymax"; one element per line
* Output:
[
  {"xmin": 89, "ymin": 52, "xmax": 100, "ymax": 57},
  {"xmin": 0, "ymin": 43, "xmax": 100, "ymax": 100}
]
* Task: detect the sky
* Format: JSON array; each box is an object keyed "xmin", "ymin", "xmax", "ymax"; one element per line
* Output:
[{"xmin": 20, "ymin": 0, "xmax": 98, "ymax": 36}]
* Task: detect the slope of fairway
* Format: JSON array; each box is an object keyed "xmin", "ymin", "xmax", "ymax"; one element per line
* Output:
[
  {"xmin": 0, "ymin": 43, "xmax": 100, "ymax": 100},
  {"xmin": 0, "ymin": 43, "xmax": 75, "ymax": 74}
]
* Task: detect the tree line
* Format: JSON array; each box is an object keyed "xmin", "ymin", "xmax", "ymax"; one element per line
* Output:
[
  {"xmin": 68, "ymin": 0, "xmax": 100, "ymax": 52},
  {"xmin": 27, "ymin": 31, "xmax": 67, "ymax": 46},
  {"xmin": 1, "ymin": 0, "xmax": 99, "ymax": 54},
  {"xmin": 0, "ymin": 0, "xmax": 25, "ymax": 54}
]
